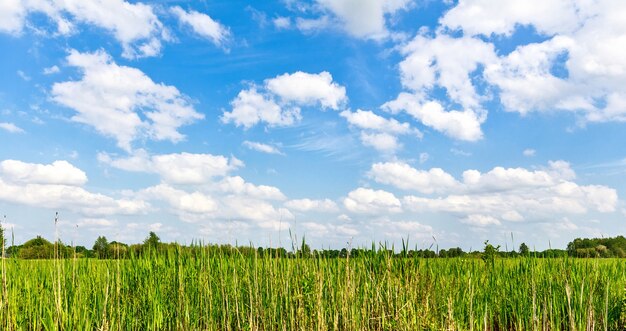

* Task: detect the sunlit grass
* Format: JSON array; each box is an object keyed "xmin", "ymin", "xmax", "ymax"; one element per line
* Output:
[{"xmin": 1, "ymin": 247, "xmax": 626, "ymax": 330}]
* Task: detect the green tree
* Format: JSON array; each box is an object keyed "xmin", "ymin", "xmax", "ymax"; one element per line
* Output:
[
  {"xmin": 482, "ymin": 240, "xmax": 500, "ymax": 265},
  {"xmin": 143, "ymin": 231, "xmax": 161, "ymax": 249},
  {"xmin": 93, "ymin": 236, "xmax": 109, "ymax": 259},
  {"xmin": 0, "ymin": 218, "xmax": 5, "ymax": 255},
  {"xmin": 519, "ymin": 242, "xmax": 530, "ymax": 256}
]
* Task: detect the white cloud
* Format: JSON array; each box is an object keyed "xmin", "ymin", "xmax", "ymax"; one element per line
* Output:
[
  {"xmin": 312, "ymin": 0, "xmax": 412, "ymax": 39},
  {"xmin": 77, "ymin": 218, "xmax": 117, "ymax": 228},
  {"xmin": 266, "ymin": 71, "xmax": 347, "ymax": 110},
  {"xmin": 218, "ymin": 176, "xmax": 286, "ymax": 200},
  {"xmin": 223, "ymin": 71, "xmax": 346, "ymax": 129},
  {"xmin": 0, "ymin": 159, "xmax": 148, "ymax": 216},
  {"xmin": 0, "ymin": 0, "xmax": 26, "ymax": 35},
  {"xmin": 0, "ymin": 122, "xmax": 24, "ymax": 133},
  {"xmin": 285, "ymin": 198, "xmax": 339, "ymax": 212},
  {"xmin": 340, "ymin": 109, "xmax": 420, "ymax": 152},
  {"xmin": 43, "ymin": 65, "xmax": 60, "ymax": 75},
  {"xmin": 222, "ymin": 88, "xmax": 301, "ymax": 129},
  {"xmin": 383, "ymin": 32, "xmax": 497, "ymax": 141},
  {"xmin": 419, "ymin": 152, "xmax": 429, "ymax": 164},
  {"xmin": 171, "ymin": 6, "xmax": 229, "ymax": 46},
  {"xmin": 301, "ymin": 221, "xmax": 359, "ymax": 237},
  {"xmin": 343, "ymin": 187, "xmax": 402, "ymax": 214},
  {"xmin": 376, "ymin": 218, "xmax": 434, "ymax": 239},
  {"xmin": 99, "ymin": 150, "xmax": 243, "ymax": 185},
  {"xmin": 0, "ymin": 160, "xmax": 87, "ymax": 186},
  {"xmin": 383, "ymin": 93, "xmax": 484, "ymax": 141},
  {"xmin": 369, "ymin": 161, "xmax": 459, "ymax": 194},
  {"xmin": 0, "ymin": 0, "xmax": 168, "ymax": 59},
  {"xmin": 340, "ymin": 109, "xmax": 413, "ymax": 135},
  {"xmin": 273, "ymin": 16, "xmax": 291, "ymax": 29},
  {"xmin": 440, "ymin": 0, "xmax": 583, "ymax": 37},
  {"xmin": 399, "ymin": 34, "xmax": 496, "ymax": 109},
  {"xmin": 243, "ymin": 140, "xmax": 284, "ymax": 155},
  {"xmin": 398, "ymin": 161, "xmax": 618, "ymax": 224},
  {"xmin": 140, "ymin": 183, "xmax": 292, "ymax": 229},
  {"xmin": 141, "ymin": 184, "xmax": 218, "ymax": 215},
  {"xmin": 51, "ymin": 50, "xmax": 203, "ymax": 151},
  {"xmin": 359, "ymin": 132, "xmax": 400, "ymax": 153},
  {"xmin": 461, "ymin": 214, "xmax": 501, "ymax": 227},
  {"xmin": 295, "ymin": 16, "xmax": 332, "ymax": 32},
  {"xmin": 438, "ymin": 1, "xmax": 626, "ymax": 124}
]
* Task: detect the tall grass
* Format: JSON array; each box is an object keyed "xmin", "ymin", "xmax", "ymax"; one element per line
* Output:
[{"xmin": 1, "ymin": 245, "xmax": 626, "ymax": 330}]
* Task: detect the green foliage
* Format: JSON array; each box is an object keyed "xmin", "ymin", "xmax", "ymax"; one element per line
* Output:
[
  {"xmin": 482, "ymin": 240, "xmax": 500, "ymax": 265},
  {"xmin": 143, "ymin": 231, "xmax": 161, "ymax": 249},
  {"xmin": 519, "ymin": 242, "xmax": 530, "ymax": 256},
  {"xmin": 568, "ymin": 236, "xmax": 626, "ymax": 258},
  {"xmin": 1, "ymin": 247, "xmax": 626, "ymax": 330},
  {"xmin": 92, "ymin": 236, "xmax": 109, "ymax": 259}
]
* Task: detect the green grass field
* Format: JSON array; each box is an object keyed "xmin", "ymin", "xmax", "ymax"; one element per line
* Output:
[{"xmin": 1, "ymin": 250, "xmax": 626, "ymax": 330}]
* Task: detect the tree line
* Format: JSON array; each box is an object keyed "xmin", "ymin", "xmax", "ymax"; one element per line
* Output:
[{"xmin": 1, "ymin": 224, "xmax": 625, "ymax": 259}]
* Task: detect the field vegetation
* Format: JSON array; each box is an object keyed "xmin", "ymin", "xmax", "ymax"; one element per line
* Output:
[{"xmin": 2, "ymin": 225, "xmax": 626, "ymax": 329}]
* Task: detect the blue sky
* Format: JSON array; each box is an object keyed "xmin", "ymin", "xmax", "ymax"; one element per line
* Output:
[{"xmin": 1, "ymin": 0, "xmax": 625, "ymax": 251}]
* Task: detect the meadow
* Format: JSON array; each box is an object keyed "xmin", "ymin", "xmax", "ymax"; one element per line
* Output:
[{"xmin": 1, "ymin": 247, "xmax": 626, "ymax": 330}]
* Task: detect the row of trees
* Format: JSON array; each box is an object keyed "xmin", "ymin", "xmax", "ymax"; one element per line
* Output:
[
  {"xmin": 567, "ymin": 236, "xmax": 626, "ymax": 258},
  {"xmin": 1, "ymin": 226, "xmax": 623, "ymax": 260}
]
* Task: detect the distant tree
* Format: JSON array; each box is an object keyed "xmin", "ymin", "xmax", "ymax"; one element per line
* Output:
[
  {"xmin": 109, "ymin": 241, "xmax": 129, "ymax": 259},
  {"xmin": 482, "ymin": 240, "xmax": 500, "ymax": 265},
  {"xmin": 339, "ymin": 248, "xmax": 348, "ymax": 258},
  {"xmin": 0, "ymin": 219, "xmax": 5, "ymax": 256},
  {"xmin": 519, "ymin": 243, "xmax": 530, "ymax": 256},
  {"xmin": 143, "ymin": 231, "xmax": 161, "ymax": 249},
  {"xmin": 19, "ymin": 236, "xmax": 55, "ymax": 259},
  {"xmin": 93, "ymin": 236, "xmax": 109, "ymax": 259}
]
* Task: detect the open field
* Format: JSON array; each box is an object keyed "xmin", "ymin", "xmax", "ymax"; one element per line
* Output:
[{"xmin": 1, "ymin": 250, "xmax": 626, "ymax": 330}]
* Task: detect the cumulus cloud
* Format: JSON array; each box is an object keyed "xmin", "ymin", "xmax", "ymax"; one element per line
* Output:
[
  {"xmin": 0, "ymin": 159, "xmax": 148, "ymax": 216},
  {"xmin": 369, "ymin": 161, "xmax": 459, "ymax": 194},
  {"xmin": 359, "ymin": 132, "xmax": 400, "ymax": 152},
  {"xmin": 171, "ymin": 6, "xmax": 229, "ymax": 46},
  {"xmin": 343, "ymin": 187, "xmax": 402, "ymax": 214},
  {"xmin": 382, "ymin": 32, "xmax": 496, "ymax": 141},
  {"xmin": 266, "ymin": 71, "xmax": 347, "ymax": 109},
  {"xmin": 301, "ymin": 221, "xmax": 359, "ymax": 237},
  {"xmin": 139, "ymin": 183, "xmax": 292, "ymax": 229},
  {"xmin": 436, "ymin": 0, "xmax": 626, "ymax": 124},
  {"xmin": 340, "ymin": 109, "xmax": 420, "ymax": 152},
  {"xmin": 340, "ymin": 109, "xmax": 416, "ymax": 134},
  {"xmin": 222, "ymin": 71, "xmax": 346, "ymax": 129},
  {"xmin": 440, "ymin": 0, "xmax": 583, "ymax": 37},
  {"xmin": 285, "ymin": 198, "xmax": 339, "ymax": 213},
  {"xmin": 218, "ymin": 176, "xmax": 286, "ymax": 200},
  {"xmin": 98, "ymin": 150, "xmax": 243, "ymax": 185},
  {"xmin": 375, "ymin": 218, "xmax": 434, "ymax": 239},
  {"xmin": 0, "ymin": 159, "xmax": 87, "ymax": 186},
  {"xmin": 51, "ymin": 50, "xmax": 203, "ymax": 151},
  {"xmin": 222, "ymin": 88, "xmax": 301, "ymax": 129},
  {"xmin": 302, "ymin": 0, "xmax": 413, "ymax": 39},
  {"xmin": 391, "ymin": 160, "xmax": 618, "ymax": 226},
  {"xmin": 0, "ymin": 0, "xmax": 169, "ymax": 59},
  {"xmin": 383, "ymin": 93, "xmax": 484, "ymax": 141},
  {"xmin": 460, "ymin": 214, "xmax": 501, "ymax": 227}
]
